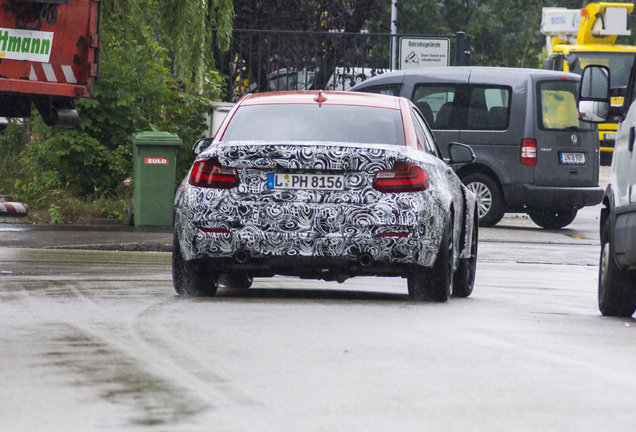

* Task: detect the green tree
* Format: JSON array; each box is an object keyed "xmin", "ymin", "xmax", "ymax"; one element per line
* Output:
[
  {"xmin": 390, "ymin": 0, "xmax": 599, "ymax": 68},
  {"xmin": 393, "ymin": 0, "xmax": 450, "ymax": 35},
  {"xmin": 103, "ymin": 0, "xmax": 234, "ymax": 85},
  {"xmin": 7, "ymin": 0, "xmax": 234, "ymax": 211},
  {"xmin": 233, "ymin": 0, "xmax": 387, "ymax": 33}
]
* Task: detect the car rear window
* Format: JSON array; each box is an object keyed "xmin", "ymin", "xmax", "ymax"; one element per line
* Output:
[
  {"xmin": 220, "ymin": 104, "xmax": 406, "ymax": 146},
  {"xmin": 537, "ymin": 80, "xmax": 595, "ymax": 131}
]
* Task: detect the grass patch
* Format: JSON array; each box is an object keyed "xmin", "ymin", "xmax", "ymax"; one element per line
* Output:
[{"xmin": 7, "ymin": 186, "xmax": 132, "ymax": 225}]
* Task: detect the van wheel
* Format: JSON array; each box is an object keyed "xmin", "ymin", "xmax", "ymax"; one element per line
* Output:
[
  {"xmin": 528, "ymin": 208, "xmax": 577, "ymax": 229},
  {"xmin": 599, "ymin": 222, "xmax": 636, "ymax": 317},
  {"xmin": 408, "ymin": 222, "xmax": 453, "ymax": 302},
  {"xmin": 172, "ymin": 232, "xmax": 219, "ymax": 296},
  {"xmin": 462, "ymin": 173, "xmax": 505, "ymax": 227}
]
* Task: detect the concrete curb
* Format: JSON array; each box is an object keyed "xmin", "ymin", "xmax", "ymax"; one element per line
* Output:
[{"xmin": 44, "ymin": 243, "xmax": 173, "ymax": 252}]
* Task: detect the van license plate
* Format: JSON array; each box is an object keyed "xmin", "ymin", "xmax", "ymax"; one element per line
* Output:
[
  {"xmin": 559, "ymin": 152, "xmax": 585, "ymax": 165},
  {"xmin": 267, "ymin": 173, "xmax": 344, "ymax": 190}
]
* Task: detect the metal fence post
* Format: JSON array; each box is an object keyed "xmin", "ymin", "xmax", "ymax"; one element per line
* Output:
[
  {"xmin": 455, "ymin": 32, "xmax": 465, "ymax": 66},
  {"xmin": 463, "ymin": 34, "xmax": 471, "ymax": 66},
  {"xmin": 215, "ymin": 29, "xmax": 471, "ymax": 101}
]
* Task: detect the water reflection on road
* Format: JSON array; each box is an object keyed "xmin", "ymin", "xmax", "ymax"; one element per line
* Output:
[{"xmin": 4, "ymin": 204, "xmax": 635, "ymax": 431}]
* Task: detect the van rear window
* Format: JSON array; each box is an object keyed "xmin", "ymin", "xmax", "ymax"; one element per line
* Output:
[{"xmin": 537, "ymin": 81, "xmax": 594, "ymax": 131}]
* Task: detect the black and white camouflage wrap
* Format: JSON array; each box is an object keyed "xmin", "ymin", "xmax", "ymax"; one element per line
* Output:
[{"xmin": 175, "ymin": 141, "xmax": 477, "ymax": 271}]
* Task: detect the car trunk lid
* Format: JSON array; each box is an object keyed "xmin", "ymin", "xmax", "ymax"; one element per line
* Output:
[{"xmin": 210, "ymin": 141, "xmax": 412, "ymax": 204}]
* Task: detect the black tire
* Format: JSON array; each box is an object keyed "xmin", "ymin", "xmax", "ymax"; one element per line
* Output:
[
  {"xmin": 408, "ymin": 222, "xmax": 453, "ymax": 302},
  {"xmin": 599, "ymin": 222, "xmax": 636, "ymax": 317},
  {"xmin": 452, "ymin": 215, "xmax": 478, "ymax": 298},
  {"xmin": 528, "ymin": 208, "xmax": 578, "ymax": 230},
  {"xmin": 172, "ymin": 232, "xmax": 218, "ymax": 296},
  {"xmin": 219, "ymin": 272, "xmax": 253, "ymax": 289},
  {"xmin": 462, "ymin": 173, "xmax": 505, "ymax": 228}
]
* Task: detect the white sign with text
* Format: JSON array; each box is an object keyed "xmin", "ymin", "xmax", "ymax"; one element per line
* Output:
[{"xmin": 399, "ymin": 38, "xmax": 450, "ymax": 69}]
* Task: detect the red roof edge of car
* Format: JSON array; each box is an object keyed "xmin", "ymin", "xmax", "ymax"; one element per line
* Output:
[{"xmin": 237, "ymin": 90, "xmax": 403, "ymax": 109}]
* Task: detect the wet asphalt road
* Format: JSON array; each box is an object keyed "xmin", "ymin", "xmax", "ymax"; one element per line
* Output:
[{"xmin": 2, "ymin": 202, "xmax": 636, "ymax": 431}]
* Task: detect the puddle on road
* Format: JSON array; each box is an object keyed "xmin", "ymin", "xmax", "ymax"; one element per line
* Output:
[{"xmin": 35, "ymin": 323, "xmax": 209, "ymax": 427}]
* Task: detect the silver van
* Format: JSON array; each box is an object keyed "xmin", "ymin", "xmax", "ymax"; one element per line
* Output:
[
  {"xmin": 578, "ymin": 65, "xmax": 636, "ymax": 317},
  {"xmin": 351, "ymin": 66, "xmax": 604, "ymax": 229}
]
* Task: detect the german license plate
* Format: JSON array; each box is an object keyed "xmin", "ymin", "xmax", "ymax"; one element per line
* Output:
[
  {"xmin": 559, "ymin": 152, "xmax": 585, "ymax": 165},
  {"xmin": 267, "ymin": 173, "xmax": 344, "ymax": 190}
]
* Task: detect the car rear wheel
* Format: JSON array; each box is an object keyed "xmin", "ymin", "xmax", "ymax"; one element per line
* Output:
[
  {"xmin": 599, "ymin": 222, "xmax": 636, "ymax": 317},
  {"xmin": 219, "ymin": 272, "xmax": 253, "ymax": 289},
  {"xmin": 528, "ymin": 208, "xmax": 578, "ymax": 229},
  {"xmin": 408, "ymin": 222, "xmax": 453, "ymax": 302},
  {"xmin": 172, "ymin": 232, "xmax": 219, "ymax": 296},
  {"xmin": 462, "ymin": 173, "xmax": 505, "ymax": 227},
  {"xmin": 452, "ymin": 215, "xmax": 478, "ymax": 298}
]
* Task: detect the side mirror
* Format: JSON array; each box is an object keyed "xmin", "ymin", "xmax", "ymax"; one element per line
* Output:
[
  {"xmin": 448, "ymin": 142, "xmax": 475, "ymax": 164},
  {"xmin": 544, "ymin": 58, "xmax": 554, "ymax": 71},
  {"xmin": 192, "ymin": 137, "xmax": 214, "ymax": 155},
  {"xmin": 578, "ymin": 65, "xmax": 610, "ymax": 123}
]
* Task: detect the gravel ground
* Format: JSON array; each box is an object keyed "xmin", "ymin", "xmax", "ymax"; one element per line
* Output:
[{"xmin": 600, "ymin": 164, "xmax": 610, "ymax": 189}]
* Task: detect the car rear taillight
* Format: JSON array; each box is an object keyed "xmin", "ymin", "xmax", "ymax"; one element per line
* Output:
[
  {"xmin": 520, "ymin": 139, "xmax": 537, "ymax": 166},
  {"xmin": 373, "ymin": 161, "xmax": 429, "ymax": 193},
  {"xmin": 376, "ymin": 232, "xmax": 409, "ymax": 237},
  {"xmin": 199, "ymin": 227, "xmax": 230, "ymax": 234},
  {"xmin": 189, "ymin": 157, "xmax": 239, "ymax": 188}
]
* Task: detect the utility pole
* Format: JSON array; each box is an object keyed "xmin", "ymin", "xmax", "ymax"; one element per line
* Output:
[{"xmin": 391, "ymin": 0, "xmax": 398, "ymax": 70}]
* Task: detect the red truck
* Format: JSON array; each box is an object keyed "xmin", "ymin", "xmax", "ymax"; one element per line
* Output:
[{"xmin": 0, "ymin": 0, "xmax": 100, "ymax": 128}]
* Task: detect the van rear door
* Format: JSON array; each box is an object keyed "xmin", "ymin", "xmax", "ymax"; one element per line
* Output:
[{"xmin": 533, "ymin": 78, "xmax": 599, "ymax": 187}]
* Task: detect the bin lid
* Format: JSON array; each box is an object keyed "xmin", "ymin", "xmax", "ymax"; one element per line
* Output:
[{"xmin": 132, "ymin": 131, "xmax": 183, "ymax": 147}]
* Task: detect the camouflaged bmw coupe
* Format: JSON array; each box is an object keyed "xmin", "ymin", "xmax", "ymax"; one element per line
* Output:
[{"xmin": 173, "ymin": 91, "xmax": 478, "ymax": 301}]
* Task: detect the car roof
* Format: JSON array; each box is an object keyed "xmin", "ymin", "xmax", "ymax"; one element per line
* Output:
[
  {"xmin": 352, "ymin": 66, "xmax": 581, "ymax": 89},
  {"xmin": 237, "ymin": 90, "xmax": 404, "ymax": 109}
]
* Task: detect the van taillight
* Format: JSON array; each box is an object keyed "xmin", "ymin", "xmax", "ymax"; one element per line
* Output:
[
  {"xmin": 189, "ymin": 157, "xmax": 239, "ymax": 188},
  {"xmin": 373, "ymin": 161, "xmax": 430, "ymax": 193},
  {"xmin": 521, "ymin": 139, "xmax": 537, "ymax": 166}
]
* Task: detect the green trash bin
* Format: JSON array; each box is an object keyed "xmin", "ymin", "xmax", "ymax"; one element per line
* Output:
[{"xmin": 132, "ymin": 131, "xmax": 182, "ymax": 226}]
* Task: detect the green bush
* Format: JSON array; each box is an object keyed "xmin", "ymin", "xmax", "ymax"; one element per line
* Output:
[
  {"xmin": 0, "ymin": 121, "xmax": 25, "ymax": 193},
  {"xmin": 0, "ymin": 22, "xmax": 223, "ymax": 223}
]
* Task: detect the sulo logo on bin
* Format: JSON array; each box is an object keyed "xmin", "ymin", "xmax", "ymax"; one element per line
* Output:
[{"xmin": 144, "ymin": 157, "xmax": 169, "ymax": 165}]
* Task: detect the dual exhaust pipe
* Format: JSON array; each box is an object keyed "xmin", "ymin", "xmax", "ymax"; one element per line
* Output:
[{"xmin": 234, "ymin": 250, "xmax": 373, "ymax": 267}]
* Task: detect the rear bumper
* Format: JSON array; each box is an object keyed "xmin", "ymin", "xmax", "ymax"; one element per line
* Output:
[
  {"xmin": 187, "ymin": 255, "xmax": 415, "ymax": 281},
  {"xmin": 503, "ymin": 184, "xmax": 604, "ymax": 210},
  {"xmin": 180, "ymin": 224, "xmax": 437, "ymax": 269}
]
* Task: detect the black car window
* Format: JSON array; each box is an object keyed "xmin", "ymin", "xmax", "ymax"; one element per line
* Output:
[
  {"xmin": 412, "ymin": 85, "xmax": 457, "ymax": 129},
  {"xmin": 220, "ymin": 104, "xmax": 407, "ymax": 146},
  {"xmin": 411, "ymin": 108, "xmax": 440, "ymax": 157},
  {"xmin": 410, "ymin": 109, "xmax": 427, "ymax": 152},
  {"xmin": 356, "ymin": 84, "xmax": 402, "ymax": 96},
  {"xmin": 629, "ymin": 61, "xmax": 636, "ymax": 108},
  {"xmin": 567, "ymin": 52, "xmax": 636, "ymax": 89},
  {"xmin": 413, "ymin": 84, "xmax": 512, "ymax": 131},
  {"xmin": 466, "ymin": 86, "xmax": 511, "ymax": 130}
]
